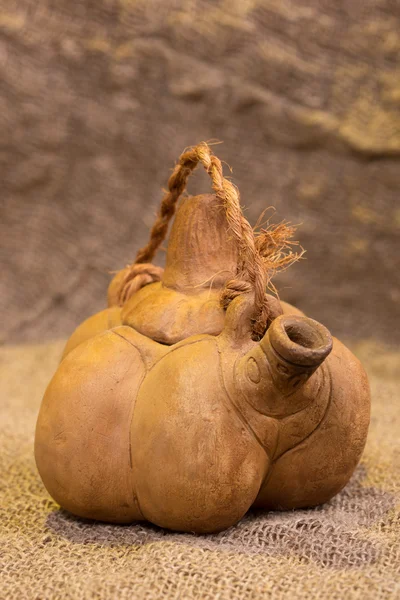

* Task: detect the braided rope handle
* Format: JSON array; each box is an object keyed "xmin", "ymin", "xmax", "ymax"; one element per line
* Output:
[{"xmin": 110, "ymin": 142, "xmax": 302, "ymax": 338}]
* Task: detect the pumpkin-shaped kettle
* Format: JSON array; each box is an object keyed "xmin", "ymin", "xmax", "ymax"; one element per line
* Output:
[{"xmin": 35, "ymin": 143, "xmax": 370, "ymax": 533}]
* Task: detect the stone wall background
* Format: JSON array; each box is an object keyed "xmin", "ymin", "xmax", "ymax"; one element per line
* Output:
[{"xmin": 1, "ymin": 0, "xmax": 399, "ymax": 345}]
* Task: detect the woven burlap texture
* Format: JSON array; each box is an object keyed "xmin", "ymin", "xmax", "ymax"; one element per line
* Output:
[
  {"xmin": 2, "ymin": 0, "xmax": 400, "ymax": 346},
  {"xmin": 1, "ymin": 340, "xmax": 399, "ymax": 599}
]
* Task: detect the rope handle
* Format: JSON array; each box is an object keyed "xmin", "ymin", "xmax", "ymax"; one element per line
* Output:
[{"xmin": 109, "ymin": 142, "xmax": 302, "ymax": 338}]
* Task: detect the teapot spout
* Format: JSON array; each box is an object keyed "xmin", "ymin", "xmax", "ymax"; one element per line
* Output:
[{"xmin": 260, "ymin": 315, "xmax": 333, "ymax": 395}]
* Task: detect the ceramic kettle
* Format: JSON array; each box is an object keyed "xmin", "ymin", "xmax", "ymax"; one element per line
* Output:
[{"xmin": 35, "ymin": 143, "xmax": 370, "ymax": 533}]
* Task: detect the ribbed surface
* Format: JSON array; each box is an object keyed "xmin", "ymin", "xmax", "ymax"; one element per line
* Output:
[{"xmin": 1, "ymin": 340, "xmax": 399, "ymax": 599}]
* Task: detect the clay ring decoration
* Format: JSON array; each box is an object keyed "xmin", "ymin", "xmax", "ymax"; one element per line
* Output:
[{"xmin": 35, "ymin": 142, "xmax": 370, "ymax": 533}]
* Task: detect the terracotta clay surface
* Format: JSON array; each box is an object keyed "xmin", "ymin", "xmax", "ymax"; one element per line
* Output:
[{"xmin": 35, "ymin": 143, "xmax": 370, "ymax": 533}]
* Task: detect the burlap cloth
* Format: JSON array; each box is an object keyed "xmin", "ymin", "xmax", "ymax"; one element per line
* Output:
[
  {"xmin": 2, "ymin": 0, "xmax": 400, "ymax": 347},
  {"xmin": 1, "ymin": 338, "xmax": 399, "ymax": 599}
]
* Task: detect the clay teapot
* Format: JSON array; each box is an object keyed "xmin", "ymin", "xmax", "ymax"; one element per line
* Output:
[{"xmin": 35, "ymin": 143, "xmax": 370, "ymax": 533}]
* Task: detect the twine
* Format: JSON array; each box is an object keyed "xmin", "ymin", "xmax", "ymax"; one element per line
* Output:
[
  {"xmin": 112, "ymin": 263, "xmax": 164, "ymax": 307},
  {"xmin": 114, "ymin": 142, "xmax": 302, "ymax": 338}
]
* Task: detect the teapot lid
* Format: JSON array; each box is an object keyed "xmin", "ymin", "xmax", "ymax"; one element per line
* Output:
[
  {"xmin": 121, "ymin": 193, "xmax": 239, "ymax": 344},
  {"xmin": 162, "ymin": 193, "xmax": 238, "ymax": 292}
]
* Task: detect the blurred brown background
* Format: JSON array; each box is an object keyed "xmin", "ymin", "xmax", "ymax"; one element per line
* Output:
[{"xmin": 1, "ymin": 0, "xmax": 399, "ymax": 346}]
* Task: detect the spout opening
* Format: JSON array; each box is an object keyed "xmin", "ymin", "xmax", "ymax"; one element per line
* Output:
[
  {"xmin": 284, "ymin": 320, "xmax": 326, "ymax": 350},
  {"xmin": 266, "ymin": 315, "xmax": 333, "ymax": 367}
]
